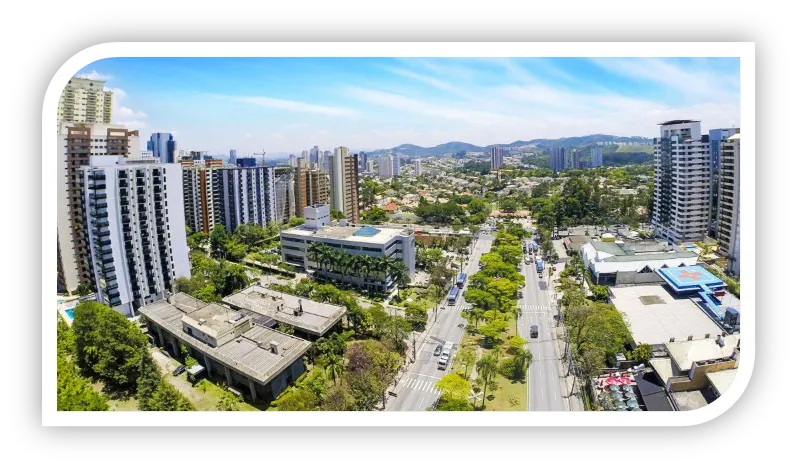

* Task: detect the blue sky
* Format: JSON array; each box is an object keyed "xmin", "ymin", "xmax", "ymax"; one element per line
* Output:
[{"xmin": 76, "ymin": 57, "xmax": 740, "ymax": 155}]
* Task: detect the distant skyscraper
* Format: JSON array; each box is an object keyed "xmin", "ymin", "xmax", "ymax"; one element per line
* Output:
[
  {"xmin": 379, "ymin": 155, "xmax": 394, "ymax": 178},
  {"xmin": 490, "ymin": 147, "xmax": 504, "ymax": 170},
  {"xmin": 550, "ymin": 147, "xmax": 566, "ymax": 173},
  {"xmin": 57, "ymin": 77, "xmax": 113, "ymax": 130},
  {"xmin": 359, "ymin": 152, "xmax": 368, "ymax": 173},
  {"xmin": 571, "ymin": 149, "xmax": 581, "ymax": 169},
  {"xmin": 590, "ymin": 147, "xmax": 603, "ymax": 168},
  {"xmin": 301, "ymin": 149, "xmax": 309, "ymax": 160},
  {"xmin": 322, "ymin": 150, "xmax": 333, "ymax": 172},
  {"xmin": 310, "ymin": 146, "xmax": 320, "ymax": 165},
  {"xmin": 331, "ymin": 147, "xmax": 347, "ymax": 213},
  {"xmin": 229, "ymin": 149, "xmax": 237, "ymax": 165},
  {"xmin": 147, "ymin": 133, "xmax": 176, "ymax": 164},
  {"xmin": 273, "ymin": 167, "xmax": 296, "ymax": 224},
  {"xmin": 289, "ymin": 154, "xmax": 297, "ymax": 168},
  {"xmin": 367, "ymin": 160, "xmax": 376, "ymax": 173},
  {"xmin": 393, "ymin": 154, "xmax": 401, "ymax": 176},
  {"xmin": 717, "ymin": 132, "xmax": 741, "ymax": 277},
  {"xmin": 708, "ymin": 128, "xmax": 740, "ymax": 237},
  {"xmin": 414, "ymin": 159, "xmax": 422, "ymax": 177},
  {"xmin": 652, "ymin": 120, "xmax": 711, "ymax": 244},
  {"xmin": 236, "ymin": 157, "xmax": 257, "ymax": 168}
]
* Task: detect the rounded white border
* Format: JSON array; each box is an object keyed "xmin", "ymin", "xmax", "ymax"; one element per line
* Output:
[{"xmin": 43, "ymin": 42, "xmax": 754, "ymax": 426}]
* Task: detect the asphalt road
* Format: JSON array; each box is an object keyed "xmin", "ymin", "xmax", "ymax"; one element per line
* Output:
[
  {"xmin": 386, "ymin": 231, "xmax": 495, "ymax": 411},
  {"xmin": 517, "ymin": 235, "xmax": 568, "ymax": 411}
]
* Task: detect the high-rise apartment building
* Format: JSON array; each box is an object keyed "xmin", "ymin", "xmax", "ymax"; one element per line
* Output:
[
  {"xmin": 393, "ymin": 154, "xmax": 401, "ymax": 176},
  {"xmin": 273, "ymin": 166, "xmax": 297, "ymax": 224},
  {"xmin": 330, "ymin": 147, "xmax": 359, "ymax": 222},
  {"xmin": 414, "ymin": 159, "xmax": 422, "ymax": 177},
  {"xmin": 216, "ymin": 166, "xmax": 277, "ymax": 232},
  {"xmin": 310, "ymin": 146, "xmax": 320, "ymax": 165},
  {"xmin": 57, "ymin": 123, "xmax": 141, "ymax": 293},
  {"xmin": 331, "ymin": 147, "xmax": 348, "ymax": 213},
  {"xmin": 289, "ymin": 154, "xmax": 297, "ymax": 168},
  {"xmin": 716, "ymin": 132, "xmax": 741, "ymax": 277},
  {"xmin": 293, "ymin": 166, "xmax": 331, "ymax": 217},
  {"xmin": 57, "ymin": 77, "xmax": 113, "ymax": 130},
  {"xmin": 182, "ymin": 166, "xmax": 218, "ymax": 234},
  {"xmin": 366, "ymin": 160, "xmax": 376, "ymax": 173},
  {"xmin": 591, "ymin": 147, "xmax": 603, "ymax": 168},
  {"xmin": 707, "ymin": 128, "xmax": 740, "ymax": 237},
  {"xmin": 652, "ymin": 120, "xmax": 711, "ymax": 244},
  {"xmin": 571, "ymin": 149, "xmax": 581, "ymax": 170},
  {"xmin": 550, "ymin": 147, "xmax": 566, "ymax": 173},
  {"xmin": 147, "ymin": 133, "xmax": 176, "ymax": 164},
  {"xmin": 229, "ymin": 149, "xmax": 237, "ymax": 165},
  {"xmin": 322, "ymin": 150, "xmax": 333, "ymax": 172},
  {"xmin": 80, "ymin": 156, "xmax": 190, "ymax": 316},
  {"xmin": 379, "ymin": 155, "xmax": 394, "ymax": 178},
  {"xmin": 359, "ymin": 152, "xmax": 368, "ymax": 173},
  {"xmin": 490, "ymin": 147, "xmax": 504, "ymax": 170}
]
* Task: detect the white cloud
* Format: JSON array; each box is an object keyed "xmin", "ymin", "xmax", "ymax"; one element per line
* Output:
[
  {"xmin": 75, "ymin": 70, "xmax": 113, "ymax": 81},
  {"xmin": 117, "ymin": 106, "xmax": 147, "ymax": 118},
  {"xmin": 381, "ymin": 66, "xmax": 466, "ymax": 96},
  {"xmin": 106, "ymin": 87, "xmax": 126, "ymax": 98},
  {"xmin": 244, "ymin": 133, "xmax": 253, "ymax": 139},
  {"xmin": 212, "ymin": 94, "xmax": 358, "ymax": 117},
  {"xmin": 115, "ymin": 120, "xmax": 146, "ymax": 129}
]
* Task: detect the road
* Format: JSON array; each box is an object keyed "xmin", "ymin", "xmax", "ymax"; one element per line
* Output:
[
  {"xmin": 386, "ymin": 231, "xmax": 495, "ymax": 411},
  {"xmin": 517, "ymin": 225, "xmax": 568, "ymax": 411}
]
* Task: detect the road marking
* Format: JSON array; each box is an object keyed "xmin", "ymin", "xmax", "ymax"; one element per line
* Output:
[{"xmin": 409, "ymin": 372, "xmax": 442, "ymax": 380}]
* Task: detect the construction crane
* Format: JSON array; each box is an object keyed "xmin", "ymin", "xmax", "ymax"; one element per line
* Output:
[{"xmin": 253, "ymin": 150, "xmax": 267, "ymax": 166}]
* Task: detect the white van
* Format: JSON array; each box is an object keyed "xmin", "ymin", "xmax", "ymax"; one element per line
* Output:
[
  {"xmin": 437, "ymin": 355, "xmax": 449, "ymax": 370},
  {"xmin": 441, "ymin": 341, "xmax": 454, "ymax": 358}
]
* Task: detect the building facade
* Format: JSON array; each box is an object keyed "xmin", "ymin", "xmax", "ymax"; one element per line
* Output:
[
  {"xmin": 229, "ymin": 149, "xmax": 237, "ymax": 165},
  {"xmin": 550, "ymin": 147, "xmax": 566, "ymax": 173},
  {"xmin": 571, "ymin": 149, "xmax": 581, "ymax": 169},
  {"xmin": 491, "ymin": 146, "xmax": 504, "ymax": 170},
  {"xmin": 293, "ymin": 166, "xmax": 330, "ymax": 217},
  {"xmin": 273, "ymin": 166, "xmax": 296, "ymax": 224},
  {"xmin": 707, "ymin": 128, "xmax": 740, "ymax": 237},
  {"xmin": 80, "ymin": 157, "xmax": 190, "ymax": 316},
  {"xmin": 392, "ymin": 153, "xmax": 401, "ymax": 176},
  {"xmin": 182, "ymin": 166, "xmax": 218, "ymax": 234},
  {"xmin": 652, "ymin": 120, "xmax": 711, "ymax": 244},
  {"xmin": 57, "ymin": 123, "xmax": 141, "ymax": 293},
  {"xmin": 379, "ymin": 155, "xmax": 394, "ymax": 178},
  {"xmin": 717, "ymin": 133, "xmax": 741, "ymax": 277},
  {"xmin": 216, "ymin": 166, "xmax": 277, "ymax": 232},
  {"xmin": 414, "ymin": 159, "xmax": 422, "ymax": 177},
  {"xmin": 146, "ymin": 133, "xmax": 176, "ymax": 164},
  {"xmin": 280, "ymin": 205, "xmax": 415, "ymax": 292},
  {"xmin": 57, "ymin": 77, "xmax": 113, "ymax": 130},
  {"xmin": 591, "ymin": 147, "xmax": 603, "ymax": 168},
  {"xmin": 330, "ymin": 147, "xmax": 360, "ymax": 222}
]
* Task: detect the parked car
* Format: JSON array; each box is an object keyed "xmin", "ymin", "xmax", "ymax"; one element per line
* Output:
[
  {"xmin": 538, "ymin": 272, "xmax": 543, "ymax": 279},
  {"xmin": 530, "ymin": 325, "xmax": 539, "ymax": 338},
  {"xmin": 437, "ymin": 356, "xmax": 449, "ymax": 370},
  {"xmin": 172, "ymin": 365, "xmax": 186, "ymax": 377},
  {"xmin": 434, "ymin": 344, "xmax": 443, "ymax": 356}
]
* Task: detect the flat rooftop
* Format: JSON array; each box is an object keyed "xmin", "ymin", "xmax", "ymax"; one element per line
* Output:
[
  {"xmin": 706, "ymin": 368, "xmax": 738, "ymax": 396},
  {"xmin": 671, "ymin": 390, "xmax": 709, "ymax": 411},
  {"xmin": 610, "ymin": 284, "xmax": 724, "ymax": 345},
  {"xmin": 658, "ymin": 266, "xmax": 725, "ymax": 292},
  {"xmin": 282, "ymin": 223, "xmax": 409, "ymax": 245},
  {"xmin": 139, "ymin": 296, "xmax": 310, "ymax": 385},
  {"xmin": 222, "ymin": 284, "xmax": 346, "ymax": 336},
  {"xmin": 665, "ymin": 334, "xmax": 740, "ymax": 372}
]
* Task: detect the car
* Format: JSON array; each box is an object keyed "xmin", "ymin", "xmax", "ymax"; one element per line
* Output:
[
  {"xmin": 437, "ymin": 356, "xmax": 449, "ymax": 370},
  {"xmin": 517, "ymin": 290, "xmax": 523, "ymax": 298},
  {"xmin": 552, "ymin": 265, "xmax": 557, "ymax": 271},
  {"xmin": 538, "ymin": 272, "xmax": 543, "ymax": 279},
  {"xmin": 525, "ymin": 259, "xmax": 531, "ymax": 265},
  {"xmin": 434, "ymin": 344, "xmax": 443, "ymax": 356},
  {"xmin": 172, "ymin": 365, "xmax": 186, "ymax": 377},
  {"xmin": 530, "ymin": 325, "xmax": 539, "ymax": 338}
]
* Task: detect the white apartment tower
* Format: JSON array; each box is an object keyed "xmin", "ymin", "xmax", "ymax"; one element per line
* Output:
[
  {"xmin": 216, "ymin": 166, "xmax": 278, "ymax": 232},
  {"xmin": 414, "ymin": 159, "xmax": 422, "ymax": 177},
  {"xmin": 652, "ymin": 120, "xmax": 711, "ymax": 244},
  {"xmin": 379, "ymin": 155, "xmax": 394, "ymax": 178},
  {"xmin": 490, "ymin": 147, "xmax": 504, "ymax": 170},
  {"xmin": 717, "ymin": 132, "xmax": 741, "ymax": 277},
  {"xmin": 331, "ymin": 146, "xmax": 348, "ymax": 212},
  {"xmin": 57, "ymin": 77, "xmax": 113, "ymax": 130},
  {"xmin": 57, "ymin": 123, "xmax": 141, "ymax": 294},
  {"xmin": 392, "ymin": 153, "xmax": 401, "ymax": 176},
  {"xmin": 80, "ymin": 157, "xmax": 190, "ymax": 316}
]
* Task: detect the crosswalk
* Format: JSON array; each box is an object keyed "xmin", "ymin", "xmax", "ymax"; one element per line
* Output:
[
  {"xmin": 401, "ymin": 377, "xmax": 442, "ymax": 396},
  {"xmin": 519, "ymin": 304, "xmax": 552, "ymax": 311}
]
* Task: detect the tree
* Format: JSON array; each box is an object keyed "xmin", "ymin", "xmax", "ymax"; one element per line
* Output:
[
  {"xmin": 405, "ymin": 303, "xmax": 428, "ymax": 332},
  {"xmin": 72, "ymin": 301, "xmax": 148, "ymax": 389},
  {"xmin": 272, "ymin": 387, "xmax": 318, "ymax": 411},
  {"xmin": 322, "ymin": 383, "xmax": 357, "ymax": 411},
  {"xmin": 436, "ymin": 398, "xmax": 474, "ymax": 411},
  {"xmin": 216, "ymin": 390, "xmax": 242, "ymax": 411},
  {"xmin": 479, "ymin": 319, "xmax": 507, "ymax": 347},
  {"xmin": 464, "ymin": 288, "xmax": 498, "ymax": 311},
  {"xmin": 325, "ymin": 353, "xmax": 344, "ymax": 384},
  {"xmin": 500, "ymin": 198, "xmax": 520, "ymax": 213},
  {"xmin": 75, "ymin": 282, "xmax": 93, "ymax": 297},
  {"xmin": 476, "ymin": 350, "xmax": 501, "ymax": 408},
  {"xmin": 632, "ymin": 343, "xmax": 653, "ymax": 362},
  {"xmin": 147, "ymin": 381, "xmax": 195, "ymax": 411},
  {"xmin": 57, "ymin": 350, "xmax": 109, "ymax": 411},
  {"xmin": 209, "ymin": 225, "xmax": 230, "ymax": 259},
  {"xmin": 345, "ymin": 340, "xmax": 402, "ymax": 410},
  {"xmin": 454, "ymin": 347, "xmax": 477, "ymax": 378},
  {"xmin": 507, "ymin": 335, "xmax": 527, "ymax": 354},
  {"xmin": 288, "ymin": 217, "xmax": 305, "ymax": 228},
  {"xmin": 330, "ymin": 209, "xmax": 346, "ymax": 221},
  {"xmin": 136, "ymin": 349, "xmax": 163, "ymax": 411},
  {"xmin": 436, "ymin": 373, "xmax": 471, "ymax": 401},
  {"xmin": 362, "ymin": 207, "xmax": 388, "ymax": 224},
  {"xmin": 187, "ymin": 232, "xmax": 209, "ymax": 251}
]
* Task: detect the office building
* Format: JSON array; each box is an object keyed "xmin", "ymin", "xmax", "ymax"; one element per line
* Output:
[
  {"xmin": 80, "ymin": 156, "xmax": 190, "ymax": 316},
  {"xmin": 414, "ymin": 159, "xmax": 422, "ymax": 177},
  {"xmin": 707, "ymin": 128, "xmax": 740, "ymax": 237},
  {"xmin": 182, "ymin": 165, "xmax": 218, "ymax": 234},
  {"xmin": 490, "ymin": 146, "xmax": 504, "ymax": 170},
  {"xmin": 310, "ymin": 146, "xmax": 320, "ymax": 165},
  {"xmin": 591, "ymin": 147, "xmax": 603, "ymax": 168},
  {"xmin": 229, "ymin": 149, "xmax": 237, "ymax": 165},
  {"xmin": 571, "ymin": 149, "xmax": 581, "ymax": 169},
  {"xmin": 366, "ymin": 160, "xmax": 376, "ymax": 174},
  {"xmin": 717, "ymin": 133, "xmax": 741, "ymax": 277},
  {"xmin": 57, "ymin": 123, "xmax": 141, "ymax": 293},
  {"xmin": 652, "ymin": 120, "xmax": 711, "ymax": 244},
  {"xmin": 57, "ymin": 77, "xmax": 113, "ymax": 130},
  {"xmin": 280, "ymin": 204, "xmax": 415, "ymax": 292},
  {"xmin": 379, "ymin": 155, "xmax": 394, "ymax": 178},
  {"xmin": 301, "ymin": 149, "xmax": 309, "ymax": 160},
  {"xmin": 289, "ymin": 154, "xmax": 297, "ymax": 168},
  {"xmin": 273, "ymin": 166, "xmax": 296, "ymax": 224},
  {"xmin": 216, "ymin": 166, "xmax": 277, "ymax": 232},
  {"xmin": 294, "ymin": 166, "xmax": 330, "ymax": 217},
  {"xmin": 393, "ymin": 154, "xmax": 401, "ymax": 176},
  {"xmin": 236, "ymin": 157, "xmax": 257, "ymax": 168},
  {"xmin": 550, "ymin": 147, "xmax": 566, "ymax": 173},
  {"xmin": 359, "ymin": 152, "xmax": 368, "ymax": 173},
  {"xmin": 147, "ymin": 133, "xmax": 177, "ymax": 164},
  {"xmin": 322, "ymin": 150, "xmax": 333, "ymax": 172}
]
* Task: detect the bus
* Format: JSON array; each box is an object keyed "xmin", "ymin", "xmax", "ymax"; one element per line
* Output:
[
  {"xmin": 447, "ymin": 286, "xmax": 460, "ymax": 305},
  {"xmin": 456, "ymin": 273, "xmax": 467, "ymax": 288},
  {"xmin": 536, "ymin": 259, "xmax": 544, "ymax": 273}
]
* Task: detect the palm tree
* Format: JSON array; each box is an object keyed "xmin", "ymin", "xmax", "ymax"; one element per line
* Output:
[
  {"xmin": 388, "ymin": 258, "xmax": 410, "ymax": 300},
  {"xmin": 325, "ymin": 353, "xmax": 344, "ymax": 384},
  {"xmin": 307, "ymin": 242, "xmax": 323, "ymax": 270},
  {"xmin": 476, "ymin": 351, "xmax": 500, "ymax": 409},
  {"xmin": 373, "ymin": 256, "xmax": 391, "ymax": 291},
  {"xmin": 515, "ymin": 348, "xmax": 533, "ymax": 376},
  {"xmin": 359, "ymin": 256, "xmax": 374, "ymax": 293}
]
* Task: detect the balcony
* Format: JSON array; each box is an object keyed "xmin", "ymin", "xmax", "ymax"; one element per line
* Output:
[
  {"xmin": 91, "ymin": 219, "xmax": 109, "ymax": 228},
  {"xmin": 89, "ymin": 192, "xmax": 107, "ymax": 200},
  {"xmin": 102, "ymin": 265, "xmax": 116, "ymax": 274}
]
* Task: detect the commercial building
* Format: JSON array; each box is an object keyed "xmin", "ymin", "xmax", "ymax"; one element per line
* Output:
[
  {"xmin": 57, "ymin": 77, "xmax": 113, "ymax": 130},
  {"xmin": 147, "ymin": 133, "xmax": 177, "ymax": 164},
  {"xmin": 216, "ymin": 166, "xmax": 277, "ymax": 232},
  {"xmin": 57, "ymin": 123, "xmax": 141, "ymax": 293},
  {"xmin": 309, "ymin": 146, "xmax": 320, "ymax": 165},
  {"xmin": 359, "ymin": 152, "xmax": 369, "ymax": 173},
  {"xmin": 579, "ymin": 239, "xmax": 698, "ymax": 286},
  {"xmin": 393, "ymin": 153, "xmax": 401, "ymax": 176},
  {"xmin": 236, "ymin": 157, "xmax": 257, "ymax": 168},
  {"xmin": 229, "ymin": 149, "xmax": 237, "ymax": 165},
  {"xmin": 716, "ymin": 133, "xmax": 741, "ymax": 277},
  {"xmin": 80, "ymin": 156, "xmax": 190, "ymax": 316},
  {"xmin": 414, "ymin": 159, "xmax": 422, "ymax": 177},
  {"xmin": 280, "ymin": 204, "xmax": 415, "ymax": 292},
  {"xmin": 139, "ymin": 292, "xmax": 310, "ymax": 403},
  {"xmin": 330, "ymin": 147, "xmax": 360, "ymax": 223},
  {"xmin": 293, "ymin": 166, "xmax": 330, "ymax": 217},
  {"xmin": 652, "ymin": 120, "xmax": 711, "ymax": 244},
  {"xmin": 550, "ymin": 147, "xmax": 566, "ymax": 173},
  {"xmin": 379, "ymin": 155, "xmax": 395, "ymax": 178},
  {"xmin": 490, "ymin": 146, "xmax": 504, "ymax": 170},
  {"xmin": 591, "ymin": 147, "xmax": 603, "ymax": 168},
  {"xmin": 707, "ymin": 128, "xmax": 740, "ymax": 236},
  {"xmin": 273, "ymin": 166, "xmax": 296, "ymax": 224},
  {"xmin": 222, "ymin": 284, "xmax": 347, "ymax": 339}
]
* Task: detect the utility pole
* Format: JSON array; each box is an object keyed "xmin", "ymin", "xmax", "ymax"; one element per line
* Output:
[{"xmin": 412, "ymin": 331, "xmax": 417, "ymax": 361}]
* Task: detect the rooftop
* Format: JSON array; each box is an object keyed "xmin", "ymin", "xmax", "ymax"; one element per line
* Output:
[
  {"xmin": 658, "ymin": 266, "xmax": 726, "ymax": 292},
  {"xmin": 659, "ymin": 119, "xmax": 700, "ymax": 125},
  {"xmin": 609, "ymin": 284, "xmax": 724, "ymax": 345},
  {"xmin": 139, "ymin": 295, "xmax": 310, "ymax": 385},
  {"xmin": 706, "ymin": 368, "xmax": 738, "ymax": 396},
  {"xmin": 665, "ymin": 334, "xmax": 740, "ymax": 372},
  {"xmin": 222, "ymin": 284, "xmax": 346, "ymax": 336},
  {"xmin": 182, "ymin": 302, "xmax": 249, "ymax": 339},
  {"xmin": 282, "ymin": 223, "xmax": 410, "ymax": 245},
  {"xmin": 671, "ymin": 390, "xmax": 709, "ymax": 411}
]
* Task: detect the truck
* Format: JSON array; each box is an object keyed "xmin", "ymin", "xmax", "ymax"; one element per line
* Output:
[{"xmin": 536, "ymin": 259, "xmax": 544, "ymax": 273}]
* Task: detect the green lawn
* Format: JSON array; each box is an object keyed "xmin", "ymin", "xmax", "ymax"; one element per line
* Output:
[
  {"xmin": 485, "ymin": 374, "xmax": 527, "ymax": 411},
  {"xmin": 615, "ymin": 145, "xmax": 654, "ymax": 154}
]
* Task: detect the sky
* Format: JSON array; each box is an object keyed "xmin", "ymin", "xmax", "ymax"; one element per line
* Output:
[{"xmin": 75, "ymin": 57, "xmax": 740, "ymax": 156}]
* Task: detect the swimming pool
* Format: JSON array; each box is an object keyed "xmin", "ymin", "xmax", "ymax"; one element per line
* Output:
[{"xmin": 65, "ymin": 308, "xmax": 75, "ymax": 319}]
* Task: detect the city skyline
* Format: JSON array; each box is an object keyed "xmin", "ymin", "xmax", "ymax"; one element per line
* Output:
[{"xmin": 74, "ymin": 57, "xmax": 740, "ymax": 155}]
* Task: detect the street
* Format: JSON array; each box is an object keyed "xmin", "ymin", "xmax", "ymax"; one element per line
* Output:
[{"xmin": 386, "ymin": 231, "xmax": 495, "ymax": 411}]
